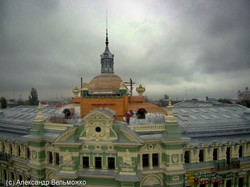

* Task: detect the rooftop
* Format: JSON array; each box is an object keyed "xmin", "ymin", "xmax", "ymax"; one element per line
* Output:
[
  {"xmin": 173, "ymin": 100, "xmax": 250, "ymax": 145},
  {"xmin": 0, "ymin": 100, "xmax": 250, "ymax": 146}
]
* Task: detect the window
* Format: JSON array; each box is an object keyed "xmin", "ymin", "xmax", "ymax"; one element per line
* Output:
[
  {"xmin": 82, "ymin": 157, "xmax": 89, "ymax": 169},
  {"xmin": 142, "ymin": 154, "xmax": 149, "ymax": 167},
  {"xmin": 18, "ymin": 175, "xmax": 23, "ymax": 181},
  {"xmin": 95, "ymin": 127, "xmax": 101, "ymax": 132},
  {"xmin": 10, "ymin": 145, "xmax": 13, "ymax": 155},
  {"xmin": 48, "ymin": 151, "xmax": 53, "ymax": 164},
  {"xmin": 184, "ymin": 151, "xmax": 190, "ymax": 163},
  {"xmin": 108, "ymin": 157, "xmax": 115, "ymax": 170},
  {"xmin": 226, "ymin": 180, "xmax": 231, "ymax": 187},
  {"xmin": 199, "ymin": 150, "xmax": 204, "ymax": 162},
  {"xmin": 95, "ymin": 157, "xmax": 102, "ymax": 169},
  {"xmin": 239, "ymin": 146, "xmax": 243, "ymax": 158},
  {"xmin": 55, "ymin": 153, "xmax": 60, "ymax": 165},
  {"xmin": 3, "ymin": 143, "xmax": 5, "ymax": 153},
  {"xmin": 26, "ymin": 147, "xmax": 30, "ymax": 159},
  {"xmin": 213, "ymin": 182, "xmax": 219, "ymax": 187},
  {"xmin": 27, "ymin": 177, "xmax": 32, "ymax": 187},
  {"xmin": 18, "ymin": 146, "xmax": 21, "ymax": 157},
  {"xmin": 3, "ymin": 169, "xmax": 7, "ymax": 181},
  {"xmin": 152, "ymin": 153, "xmax": 159, "ymax": 167},
  {"xmin": 213, "ymin": 148, "xmax": 218, "ymax": 161},
  {"xmin": 226, "ymin": 147, "xmax": 231, "ymax": 164},
  {"xmin": 10, "ymin": 172, "xmax": 14, "ymax": 180},
  {"xmin": 137, "ymin": 108, "xmax": 147, "ymax": 119},
  {"xmin": 238, "ymin": 178, "xmax": 244, "ymax": 187}
]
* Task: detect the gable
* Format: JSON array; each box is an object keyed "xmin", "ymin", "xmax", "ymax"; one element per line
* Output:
[{"xmin": 80, "ymin": 109, "xmax": 117, "ymax": 142}]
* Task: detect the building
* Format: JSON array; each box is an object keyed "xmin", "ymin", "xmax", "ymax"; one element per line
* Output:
[
  {"xmin": 238, "ymin": 87, "xmax": 250, "ymax": 102},
  {"xmin": 0, "ymin": 29, "xmax": 250, "ymax": 187}
]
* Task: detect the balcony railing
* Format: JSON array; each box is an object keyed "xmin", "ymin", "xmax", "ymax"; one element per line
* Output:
[
  {"xmin": 128, "ymin": 124, "xmax": 166, "ymax": 132},
  {"xmin": 214, "ymin": 160, "xmax": 240, "ymax": 171}
]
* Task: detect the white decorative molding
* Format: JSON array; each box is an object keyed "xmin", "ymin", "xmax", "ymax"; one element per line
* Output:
[
  {"xmin": 129, "ymin": 124, "xmax": 166, "ymax": 132},
  {"xmin": 118, "ymin": 149, "xmax": 137, "ymax": 166},
  {"xmin": 140, "ymin": 174, "xmax": 163, "ymax": 187},
  {"xmin": 63, "ymin": 150, "xmax": 73, "ymax": 165},
  {"xmin": 140, "ymin": 144, "xmax": 162, "ymax": 152},
  {"xmin": 80, "ymin": 110, "xmax": 117, "ymax": 142}
]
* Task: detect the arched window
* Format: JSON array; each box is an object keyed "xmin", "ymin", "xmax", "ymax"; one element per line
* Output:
[
  {"xmin": 136, "ymin": 108, "xmax": 147, "ymax": 119},
  {"xmin": 63, "ymin": 109, "xmax": 71, "ymax": 119}
]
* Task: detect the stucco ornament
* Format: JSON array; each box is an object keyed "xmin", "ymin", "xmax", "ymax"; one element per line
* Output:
[
  {"xmin": 123, "ymin": 149, "xmax": 133, "ymax": 166},
  {"xmin": 32, "ymin": 150, "xmax": 37, "ymax": 159},
  {"xmin": 144, "ymin": 177, "xmax": 160, "ymax": 185},
  {"xmin": 63, "ymin": 149, "xmax": 73, "ymax": 165},
  {"xmin": 89, "ymin": 122, "xmax": 106, "ymax": 141},
  {"xmin": 172, "ymin": 154, "xmax": 179, "ymax": 163}
]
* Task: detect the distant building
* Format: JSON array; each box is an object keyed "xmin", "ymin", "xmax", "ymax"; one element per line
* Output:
[
  {"xmin": 0, "ymin": 29, "xmax": 250, "ymax": 187},
  {"xmin": 238, "ymin": 87, "xmax": 250, "ymax": 101}
]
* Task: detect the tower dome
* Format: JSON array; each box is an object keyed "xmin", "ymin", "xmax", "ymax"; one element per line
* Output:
[
  {"xmin": 100, "ymin": 29, "xmax": 114, "ymax": 74},
  {"xmin": 88, "ymin": 74, "xmax": 122, "ymax": 94},
  {"xmin": 88, "ymin": 28, "xmax": 123, "ymax": 94}
]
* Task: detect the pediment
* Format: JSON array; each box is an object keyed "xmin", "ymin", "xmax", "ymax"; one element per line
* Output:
[
  {"xmin": 83, "ymin": 108, "xmax": 115, "ymax": 121},
  {"xmin": 80, "ymin": 108, "xmax": 117, "ymax": 142}
]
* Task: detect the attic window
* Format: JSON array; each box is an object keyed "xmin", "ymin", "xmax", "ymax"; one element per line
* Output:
[{"xmin": 96, "ymin": 127, "xmax": 101, "ymax": 132}]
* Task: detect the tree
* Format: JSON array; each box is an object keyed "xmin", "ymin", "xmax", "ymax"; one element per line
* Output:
[
  {"xmin": 28, "ymin": 88, "xmax": 39, "ymax": 105},
  {"xmin": 218, "ymin": 98, "xmax": 232, "ymax": 104},
  {"xmin": 0, "ymin": 97, "xmax": 7, "ymax": 108}
]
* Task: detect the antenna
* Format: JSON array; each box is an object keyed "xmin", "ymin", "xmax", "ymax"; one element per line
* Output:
[{"xmin": 106, "ymin": 9, "xmax": 108, "ymax": 31}]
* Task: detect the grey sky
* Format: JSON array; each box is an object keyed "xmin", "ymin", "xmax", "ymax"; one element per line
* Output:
[{"xmin": 0, "ymin": 0, "xmax": 249, "ymax": 100}]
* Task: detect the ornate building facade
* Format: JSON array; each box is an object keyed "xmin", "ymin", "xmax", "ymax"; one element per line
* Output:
[{"xmin": 0, "ymin": 30, "xmax": 250, "ymax": 187}]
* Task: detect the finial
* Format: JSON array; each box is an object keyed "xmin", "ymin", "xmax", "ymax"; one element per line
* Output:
[
  {"xmin": 136, "ymin": 85, "xmax": 146, "ymax": 96},
  {"xmin": 38, "ymin": 101, "xmax": 42, "ymax": 109},
  {"xmin": 165, "ymin": 100, "xmax": 176, "ymax": 122},
  {"xmin": 72, "ymin": 87, "xmax": 80, "ymax": 97},
  {"xmin": 34, "ymin": 102, "xmax": 45, "ymax": 123}
]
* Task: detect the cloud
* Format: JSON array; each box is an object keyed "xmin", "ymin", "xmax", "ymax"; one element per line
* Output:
[{"xmin": 0, "ymin": 0, "xmax": 249, "ymax": 100}]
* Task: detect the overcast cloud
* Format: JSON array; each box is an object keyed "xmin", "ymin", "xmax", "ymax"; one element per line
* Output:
[{"xmin": 0, "ymin": 0, "xmax": 249, "ymax": 100}]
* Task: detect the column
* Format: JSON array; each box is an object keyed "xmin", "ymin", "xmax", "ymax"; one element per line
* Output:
[
  {"xmin": 149, "ymin": 154, "xmax": 153, "ymax": 169},
  {"xmin": 246, "ymin": 176, "xmax": 250, "ymax": 187},
  {"xmin": 139, "ymin": 154, "xmax": 143, "ymax": 170},
  {"xmin": 233, "ymin": 177, "xmax": 238, "ymax": 187},
  {"xmin": 53, "ymin": 152, "xmax": 56, "ymax": 166},
  {"xmin": 159, "ymin": 152, "xmax": 163, "ymax": 168},
  {"xmin": 103, "ymin": 156, "xmax": 107, "ymax": 170},
  {"xmin": 89, "ymin": 155, "xmax": 94, "ymax": 171}
]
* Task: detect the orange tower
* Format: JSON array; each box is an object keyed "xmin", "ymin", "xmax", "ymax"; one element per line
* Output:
[{"xmin": 71, "ymin": 29, "xmax": 166, "ymax": 120}]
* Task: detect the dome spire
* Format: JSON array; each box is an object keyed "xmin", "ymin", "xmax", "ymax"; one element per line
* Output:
[
  {"xmin": 105, "ymin": 10, "xmax": 109, "ymax": 47},
  {"xmin": 105, "ymin": 29, "xmax": 109, "ymax": 47},
  {"xmin": 100, "ymin": 11, "xmax": 114, "ymax": 74}
]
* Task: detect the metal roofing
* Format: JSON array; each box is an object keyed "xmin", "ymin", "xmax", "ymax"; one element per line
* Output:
[
  {"xmin": 1, "ymin": 100, "xmax": 250, "ymax": 146},
  {"xmin": 173, "ymin": 100, "xmax": 250, "ymax": 138},
  {"xmin": 0, "ymin": 105, "xmax": 58, "ymax": 141}
]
